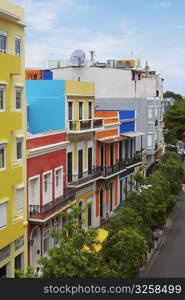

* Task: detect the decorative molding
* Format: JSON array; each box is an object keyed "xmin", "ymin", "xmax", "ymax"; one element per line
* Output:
[{"xmin": 27, "ymin": 141, "xmax": 70, "ymax": 158}]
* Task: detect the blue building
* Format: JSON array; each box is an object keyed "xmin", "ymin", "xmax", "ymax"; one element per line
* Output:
[{"xmin": 26, "ymin": 80, "xmax": 65, "ymax": 134}]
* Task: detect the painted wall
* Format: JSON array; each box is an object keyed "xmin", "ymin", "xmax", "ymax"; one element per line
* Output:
[
  {"xmin": 43, "ymin": 70, "xmax": 53, "ymax": 80},
  {"xmin": 27, "ymin": 132, "xmax": 67, "ymax": 149},
  {"xmin": 0, "ymin": 0, "xmax": 27, "ymax": 278},
  {"xmin": 95, "ymin": 98, "xmax": 162, "ymax": 156},
  {"xmin": 26, "ymin": 80, "xmax": 65, "ymax": 134},
  {"xmin": 53, "ymin": 67, "xmax": 163, "ymax": 99}
]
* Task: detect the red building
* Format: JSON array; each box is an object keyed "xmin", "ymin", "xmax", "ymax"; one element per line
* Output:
[{"xmin": 27, "ymin": 130, "xmax": 75, "ymax": 272}]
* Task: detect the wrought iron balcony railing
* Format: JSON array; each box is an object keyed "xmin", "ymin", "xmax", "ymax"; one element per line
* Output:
[
  {"xmin": 126, "ymin": 155, "xmax": 142, "ymax": 167},
  {"xmin": 29, "ymin": 189, "xmax": 75, "ymax": 220},
  {"xmin": 101, "ymin": 159, "xmax": 127, "ymax": 177},
  {"xmin": 101, "ymin": 155, "xmax": 142, "ymax": 178},
  {"xmin": 68, "ymin": 166, "xmax": 102, "ymax": 186}
]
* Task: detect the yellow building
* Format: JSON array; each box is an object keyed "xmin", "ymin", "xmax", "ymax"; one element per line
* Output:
[
  {"xmin": 0, "ymin": 0, "xmax": 27, "ymax": 277},
  {"xmin": 65, "ymin": 80, "xmax": 103, "ymax": 228}
]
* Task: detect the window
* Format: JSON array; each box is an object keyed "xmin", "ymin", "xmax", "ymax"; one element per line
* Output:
[
  {"xmin": 43, "ymin": 172, "xmax": 52, "ymax": 204},
  {"xmin": 15, "ymin": 37, "xmax": 21, "ymax": 56},
  {"xmin": 55, "ymin": 167, "xmax": 63, "ymax": 198},
  {"xmin": 155, "ymin": 107, "xmax": 158, "ymax": 117},
  {"xmin": 16, "ymin": 89, "xmax": 22, "ymax": 109},
  {"xmin": 43, "ymin": 222, "xmax": 52, "ymax": 253},
  {"xmin": 29, "ymin": 177, "xmax": 40, "ymax": 205},
  {"xmin": 156, "ymin": 90, "xmax": 159, "ymax": 97},
  {"xmin": 148, "ymin": 108, "xmax": 153, "ymax": 119},
  {"xmin": 88, "ymin": 102, "xmax": 92, "ymax": 119},
  {"xmin": 0, "ymin": 144, "xmax": 6, "ymax": 170},
  {"xmin": 0, "ymin": 31, "xmax": 7, "ymax": 53},
  {"xmin": 15, "ymin": 236, "xmax": 24, "ymax": 251},
  {"xmin": 16, "ymin": 138, "xmax": 23, "ymax": 160},
  {"xmin": 0, "ymin": 85, "xmax": 5, "ymax": 111},
  {"xmin": 0, "ymin": 245, "xmax": 10, "ymax": 262},
  {"xmin": 0, "ymin": 202, "xmax": 7, "ymax": 228},
  {"xmin": 16, "ymin": 188, "xmax": 24, "ymax": 211},
  {"xmin": 147, "ymin": 134, "xmax": 153, "ymax": 148}
]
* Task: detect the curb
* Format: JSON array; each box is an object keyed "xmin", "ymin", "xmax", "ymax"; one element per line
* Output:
[{"xmin": 139, "ymin": 194, "xmax": 183, "ymax": 277}]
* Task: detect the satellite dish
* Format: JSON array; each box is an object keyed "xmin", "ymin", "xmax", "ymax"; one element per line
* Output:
[{"xmin": 70, "ymin": 49, "xmax": 86, "ymax": 67}]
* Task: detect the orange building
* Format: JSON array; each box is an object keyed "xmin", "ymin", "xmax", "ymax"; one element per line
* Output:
[
  {"xmin": 95, "ymin": 110, "xmax": 142, "ymax": 226},
  {"xmin": 25, "ymin": 69, "xmax": 53, "ymax": 80}
]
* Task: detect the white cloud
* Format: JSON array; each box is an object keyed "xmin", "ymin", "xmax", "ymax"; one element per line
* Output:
[
  {"xmin": 170, "ymin": 25, "xmax": 185, "ymax": 30},
  {"xmin": 159, "ymin": 2, "xmax": 172, "ymax": 7},
  {"xmin": 12, "ymin": 0, "xmax": 92, "ymax": 32},
  {"xmin": 150, "ymin": 2, "xmax": 173, "ymax": 8}
]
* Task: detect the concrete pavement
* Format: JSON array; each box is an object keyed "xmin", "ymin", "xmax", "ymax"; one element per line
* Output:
[{"xmin": 141, "ymin": 191, "xmax": 185, "ymax": 277}]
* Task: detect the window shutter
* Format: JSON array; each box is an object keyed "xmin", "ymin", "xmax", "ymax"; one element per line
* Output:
[
  {"xmin": 0, "ymin": 202, "xmax": 7, "ymax": 228},
  {"xmin": 17, "ymin": 188, "xmax": 24, "ymax": 210}
]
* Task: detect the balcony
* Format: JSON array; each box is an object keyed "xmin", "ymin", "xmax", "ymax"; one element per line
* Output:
[
  {"xmin": 101, "ymin": 155, "xmax": 142, "ymax": 178},
  {"xmin": 29, "ymin": 189, "xmax": 75, "ymax": 221},
  {"xmin": 68, "ymin": 118, "xmax": 103, "ymax": 133},
  {"xmin": 126, "ymin": 154, "xmax": 142, "ymax": 168},
  {"xmin": 101, "ymin": 159, "xmax": 127, "ymax": 177},
  {"xmin": 68, "ymin": 166, "xmax": 102, "ymax": 187}
]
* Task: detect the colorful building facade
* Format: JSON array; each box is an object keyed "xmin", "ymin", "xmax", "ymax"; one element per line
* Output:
[
  {"xmin": 27, "ymin": 130, "xmax": 74, "ymax": 271},
  {"xmin": 26, "ymin": 79, "xmax": 104, "ymax": 236},
  {"xmin": 95, "ymin": 110, "xmax": 143, "ymax": 226},
  {"xmin": 0, "ymin": 0, "xmax": 27, "ymax": 278}
]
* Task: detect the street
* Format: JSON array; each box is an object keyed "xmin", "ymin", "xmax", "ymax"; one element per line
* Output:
[{"xmin": 143, "ymin": 191, "xmax": 185, "ymax": 277}]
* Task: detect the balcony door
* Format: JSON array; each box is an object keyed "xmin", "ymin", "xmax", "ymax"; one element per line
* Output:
[
  {"xmin": 100, "ymin": 143, "xmax": 104, "ymax": 171},
  {"xmin": 130, "ymin": 138, "xmax": 133, "ymax": 159},
  {"xmin": 125, "ymin": 140, "xmax": 128, "ymax": 160},
  {"xmin": 67, "ymin": 152, "xmax": 72, "ymax": 183},
  {"xmin": 79, "ymin": 102, "xmax": 83, "ymax": 120},
  {"xmin": 100, "ymin": 189, "xmax": 104, "ymax": 218},
  {"xmin": 78, "ymin": 149, "xmax": 83, "ymax": 179},
  {"xmin": 68, "ymin": 102, "xmax": 73, "ymax": 130},
  {"xmin": 119, "ymin": 141, "xmax": 123, "ymax": 161},
  {"xmin": 68, "ymin": 102, "xmax": 73, "ymax": 120},
  {"xmin": 110, "ymin": 144, "xmax": 114, "ymax": 167},
  {"xmin": 110, "ymin": 182, "xmax": 113, "ymax": 212},
  {"xmin": 88, "ymin": 147, "xmax": 92, "ymax": 175}
]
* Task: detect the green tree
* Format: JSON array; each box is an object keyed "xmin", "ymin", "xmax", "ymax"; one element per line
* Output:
[
  {"xmin": 101, "ymin": 229, "xmax": 146, "ymax": 277},
  {"xmin": 158, "ymin": 152, "xmax": 185, "ymax": 195},
  {"xmin": 164, "ymin": 92, "xmax": 185, "ymax": 143},
  {"xmin": 20, "ymin": 205, "xmax": 111, "ymax": 278}
]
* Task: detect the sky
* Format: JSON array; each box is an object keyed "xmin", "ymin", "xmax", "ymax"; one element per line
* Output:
[{"xmin": 12, "ymin": 0, "xmax": 185, "ymax": 94}]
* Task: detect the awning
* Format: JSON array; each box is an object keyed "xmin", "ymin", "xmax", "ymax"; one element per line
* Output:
[
  {"xmin": 121, "ymin": 131, "xmax": 145, "ymax": 137},
  {"xmin": 97, "ymin": 135, "xmax": 128, "ymax": 143}
]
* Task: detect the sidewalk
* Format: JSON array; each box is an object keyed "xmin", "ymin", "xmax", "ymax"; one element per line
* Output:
[{"xmin": 139, "ymin": 189, "xmax": 184, "ymax": 277}]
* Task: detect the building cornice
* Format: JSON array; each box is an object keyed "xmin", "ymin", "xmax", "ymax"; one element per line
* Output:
[{"xmin": 27, "ymin": 141, "xmax": 70, "ymax": 158}]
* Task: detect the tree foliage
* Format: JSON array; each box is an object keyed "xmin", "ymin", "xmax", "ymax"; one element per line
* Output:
[
  {"xmin": 164, "ymin": 91, "xmax": 185, "ymax": 144},
  {"xmin": 101, "ymin": 229, "xmax": 146, "ymax": 277}
]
